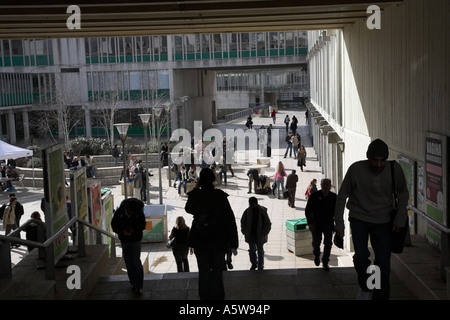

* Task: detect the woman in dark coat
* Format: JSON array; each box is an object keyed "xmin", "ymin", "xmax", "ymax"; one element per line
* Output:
[
  {"xmin": 185, "ymin": 168, "xmax": 239, "ymax": 300},
  {"xmin": 111, "ymin": 198, "xmax": 146, "ymax": 294}
]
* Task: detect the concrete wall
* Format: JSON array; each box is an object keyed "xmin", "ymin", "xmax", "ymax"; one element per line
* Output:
[
  {"xmin": 308, "ymin": 0, "xmax": 450, "ymax": 248},
  {"xmin": 172, "ymin": 68, "xmax": 217, "ymax": 131}
]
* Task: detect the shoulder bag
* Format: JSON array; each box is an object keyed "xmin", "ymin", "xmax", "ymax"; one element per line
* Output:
[{"xmin": 390, "ymin": 161, "xmax": 408, "ymax": 254}]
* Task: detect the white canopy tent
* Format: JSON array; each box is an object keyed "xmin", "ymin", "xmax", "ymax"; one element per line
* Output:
[{"xmin": 0, "ymin": 140, "xmax": 32, "ymax": 161}]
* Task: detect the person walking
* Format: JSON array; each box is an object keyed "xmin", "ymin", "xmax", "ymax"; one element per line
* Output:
[
  {"xmin": 131, "ymin": 167, "xmax": 142, "ymax": 199},
  {"xmin": 270, "ymin": 109, "xmax": 276, "ymax": 124},
  {"xmin": 284, "ymin": 115, "xmax": 290, "ymax": 132},
  {"xmin": 185, "ymin": 168, "xmax": 239, "ymax": 300},
  {"xmin": 297, "ymin": 145, "xmax": 307, "ymax": 172},
  {"xmin": 240, "ymin": 197, "xmax": 271, "ymax": 270},
  {"xmin": 111, "ymin": 198, "xmax": 146, "ymax": 295},
  {"xmin": 334, "ymin": 139, "xmax": 409, "ymax": 300},
  {"xmin": 286, "ymin": 170, "xmax": 298, "ymax": 208},
  {"xmin": 305, "ymin": 178, "xmax": 336, "ymax": 270},
  {"xmin": 2, "ymin": 196, "xmax": 19, "ymax": 246},
  {"xmin": 305, "ymin": 179, "xmax": 318, "ymax": 199},
  {"xmin": 274, "ymin": 161, "xmax": 287, "ymax": 199},
  {"xmin": 283, "ymin": 132, "xmax": 293, "ymax": 158},
  {"xmin": 9, "ymin": 193, "xmax": 24, "ymax": 239},
  {"xmin": 112, "ymin": 144, "xmax": 120, "ymax": 166},
  {"xmin": 168, "ymin": 216, "xmax": 191, "ymax": 272}
]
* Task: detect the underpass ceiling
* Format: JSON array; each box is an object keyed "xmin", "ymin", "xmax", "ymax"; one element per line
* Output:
[{"xmin": 0, "ymin": 0, "xmax": 399, "ymax": 39}]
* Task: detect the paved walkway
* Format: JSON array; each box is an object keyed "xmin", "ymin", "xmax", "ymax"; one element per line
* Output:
[
  {"xmin": 4, "ymin": 107, "xmax": 445, "ymax": 301},
  {"xmin": 3, "ymin": 107, "xmax": 350, "ymax": 273}
]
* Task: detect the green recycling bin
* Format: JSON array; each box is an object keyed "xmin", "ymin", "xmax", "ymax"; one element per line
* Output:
[{"xmin": 286, "ymin": 218, "xmax": 312, "ymax": 256}]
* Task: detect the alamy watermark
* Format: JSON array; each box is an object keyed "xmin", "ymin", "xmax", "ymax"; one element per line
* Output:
[
  {"xmin": 66, "ymin": 4, "xmax": 381, "ymax": 31},
  {"xmin": 170, "ymin": 121, "xmax": 280, "ymax": 166}
]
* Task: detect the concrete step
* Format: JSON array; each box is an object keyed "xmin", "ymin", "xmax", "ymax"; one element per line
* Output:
[
  {"xmin": 391, "ymin": 235, "xmax": 449, "ymax": 300},
  {"xmin": 88, "ymin": 266, "xmax": 417, "ymax": 300},
  {"xmin": 0, "ymin": 245, "xmax": 120, "ymax": 300}
]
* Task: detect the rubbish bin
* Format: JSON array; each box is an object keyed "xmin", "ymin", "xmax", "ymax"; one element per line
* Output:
[{"xmin": 286, "ymin": 218, "xmax": 312, "ymax": 256}]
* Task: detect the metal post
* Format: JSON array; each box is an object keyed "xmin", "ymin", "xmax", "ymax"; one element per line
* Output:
[
  {"xmin": 144, "ymin": 124, "xmax": 150, "ymax": 204},
  {"xmin": 123, "ymin": 140, "xmax": 128, "ymax": 199},
  {"xmin": 157, "ymin": 128, "xmax": 163, "ymax": 204}
]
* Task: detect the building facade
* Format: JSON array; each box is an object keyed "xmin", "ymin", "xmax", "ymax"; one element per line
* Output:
[{"xmin": 0, "ymin": 31, "xmax": 308, "ymax": 144}]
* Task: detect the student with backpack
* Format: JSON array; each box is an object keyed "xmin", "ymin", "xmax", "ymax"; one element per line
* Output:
[{"xmin": 185, "ymin": 168, "xmax": 239, "ymax": 300}]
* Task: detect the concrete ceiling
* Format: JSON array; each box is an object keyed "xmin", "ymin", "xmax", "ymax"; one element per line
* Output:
[{"xmin": 0, "ymin": 0, "xmax": 399, "ymax": 39}]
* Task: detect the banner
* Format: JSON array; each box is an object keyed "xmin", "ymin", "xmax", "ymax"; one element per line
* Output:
[
  {"xmin": 42, "ymin": 144, "xmax": 69, "ymax": 264},
  {"xmin": 425, "ymin": 133, "xmax": 448, "ymax": 228}
]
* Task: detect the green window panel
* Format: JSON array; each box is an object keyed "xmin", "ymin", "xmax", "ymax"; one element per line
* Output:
[
  {"xmin": 1, "ymin": 57, "xmax": 11, "ymax": 66},
  {"xmin": 286, "ymin": 48, "xmax": 295, "ymax": 55},
  {"xmin": 160, "ymin": 54, "xmax": 168, "ymax": 61},
  {"xmin": 241, "ymin": 51, "xmax": 250, "ymax": 58},
  {"xmin": 257, "ymin": 50, "xmax": 265, "ymax": 57},
  {"xmin": 12, "ymin": 56, "xmax": 24, "ymax": 66},
  {"xmin": 129, "ymin": 90, "xmax": 142, "ymax": 100},
  {"xmin": 143, "ymin": 55, "xmax": 151, "ymax": 62},
  {"xmin": 269, "ymin": 49, "xmax": 278, "ymax": 56},
  {"xmin": 33, "ymin": 92, "xmax": 40, "ymax": 103},
  {"xmin": 186, "ymin": 53, "xmax": 195, "ymax": 60}
]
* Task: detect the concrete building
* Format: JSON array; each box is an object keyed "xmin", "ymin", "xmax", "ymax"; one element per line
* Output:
[
  {"xmin": 305, "ymin": 0, "xmax": 450, "ymax": 278},
  {"xmin": 0, "ymin": 31, "xmax": 308, "ymax": 144},
  {"xmin": 0, "ymin": 0, "xmax": 449, "ymax": 294}
]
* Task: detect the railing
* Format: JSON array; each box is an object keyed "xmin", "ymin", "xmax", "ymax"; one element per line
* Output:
[
  {"xmin": 224, "ymin": 104, "xmax": 270, "ymax": 123},
  {"xmin": 407, "ymin": 205, "xmax": 450, "ymax": 234},
  {"xmin": 0, "ymin": 216, "xmax": 119, "ymax": 281}
]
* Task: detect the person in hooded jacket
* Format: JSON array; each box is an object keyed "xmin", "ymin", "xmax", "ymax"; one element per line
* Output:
[
  {"xmin": 185, "ymin": 167, "xmax": 239, "ymax": 300},
  {"xmin": 111, "ymin": 198, "xmax": 146, "ymax": 295},
  {"xmin": 241, "ymin": 197, "xmax": 271, "ymax": 270}
]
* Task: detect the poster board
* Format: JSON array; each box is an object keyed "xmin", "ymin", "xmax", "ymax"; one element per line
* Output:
[
  {"xmin": 70, "ymin": 167, "xmax": 89, "ymax": 244},
  {"xmin": 101, "ymin": 190, "xmax": 114, "ymax": 246},
  {"xmin": 87, "ymin": 182, "xmax": 102, "ymax": 244},
  {"xmin": 42, "ymin": 144, "xmax": 69, "ymax": 264},
  {"xmin": 424, "ymin": 133, "xmax": 448, "ymax": 229},
  {"xmin": 142, "ymin": 204, "xmax": 167, "ymax": 243},
  {"xmin": 398, "ymin": 155, "xmax": 415, "ymax": 233}
]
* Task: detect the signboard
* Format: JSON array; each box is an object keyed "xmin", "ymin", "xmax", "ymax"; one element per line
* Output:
[
  {"xmin": 70, "ymin": 167, "xmax": 89, "ymax": 243},
  {"xmin": 425, "ymin": 132, "xmax": 448, "ymax": 228},
  {"xmin": 42, "ymin": 144, "xmax": 69, "ymax": 264},
  {"xmin": 101, "ymin": 190, "xmax": 114, "ymax": 245},
  {"xmin": 88, "ymin": 182, "xmax": 102, "ymax": 244},
  {"xmin": 142, "ymin": 204, "xmax": 167, "ymax": 242},
  {"xmin": 398, "ymin": 155, "xmax": 415, "ymax": 233}
]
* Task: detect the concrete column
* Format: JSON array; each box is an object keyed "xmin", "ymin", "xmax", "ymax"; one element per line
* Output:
[
  {"xmin": 22, "ymin": 110, "xmax": 30, "ymax": 143},
  {"xmin": 7, "ymin": 111, "xmax": 16, "ymax": 144},
  {"xmin": 84, "ymin": 106, "xmax": 92, "ymax": 137}
]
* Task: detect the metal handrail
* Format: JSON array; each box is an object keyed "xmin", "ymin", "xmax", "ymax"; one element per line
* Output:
[
  {"xmin": 407, "ymin": 205, "xmax": 450, "ymax": 234},
  {"xmin": 224, "ymin": 104, "xmax": 270, "ymax": 123},
  {"xmin": 0, "ymin": 216, "xmax": 119, "ymax": 281}
]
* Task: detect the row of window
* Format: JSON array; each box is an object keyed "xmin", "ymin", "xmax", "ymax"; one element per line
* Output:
[
  {"xmin": 86, "ymin": 32, "xmax": 307, "ymax": 64},
  {"xmin": 0, "ymin": 39, "xmax": 53, "ymax": 67},
  {"xmin": 0, "ymin": 31, "xmax": 307, "ymax": 67},
  {"xmin": 217, "ymin": 70, "xmax": 310, "ymax": 92},
  {"xmin": 86, "ymin": 70, "xmax": 170, "ymax": 102}
]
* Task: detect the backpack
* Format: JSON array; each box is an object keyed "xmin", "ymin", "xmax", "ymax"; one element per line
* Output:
[
  {"xmin": 0, "ymin": 203, "xmax": 6, "ymax": 220},
  {"xmin": 194, "ymin": 211, "xmax": 219, "ymax": 239}
]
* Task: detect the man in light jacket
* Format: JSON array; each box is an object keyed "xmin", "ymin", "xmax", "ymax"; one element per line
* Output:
[
  {"xmin": 241, "ymin": 197, "xmax": 271, "ymax": 270},
  {"xmin": 334, "ymin": 139, "xmax": 409, "ymax": 300}
]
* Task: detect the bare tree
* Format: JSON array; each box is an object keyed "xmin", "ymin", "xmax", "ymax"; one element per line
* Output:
[{"xmin": 31, "ymin": 73, "xmax": 83, "ymax": 146}]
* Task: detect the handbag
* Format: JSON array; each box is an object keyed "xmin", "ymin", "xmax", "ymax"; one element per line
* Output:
[
  {"xmin": 283, "ymin": 191, "xmax": 288, "ymax": 199},
  {"xmin": 390, "ymin": 161, "xmax": 408, "ymax": 254},
  {"xmin": 166, "ymin": 237, "xmax": 177, "ymax": 249}
]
